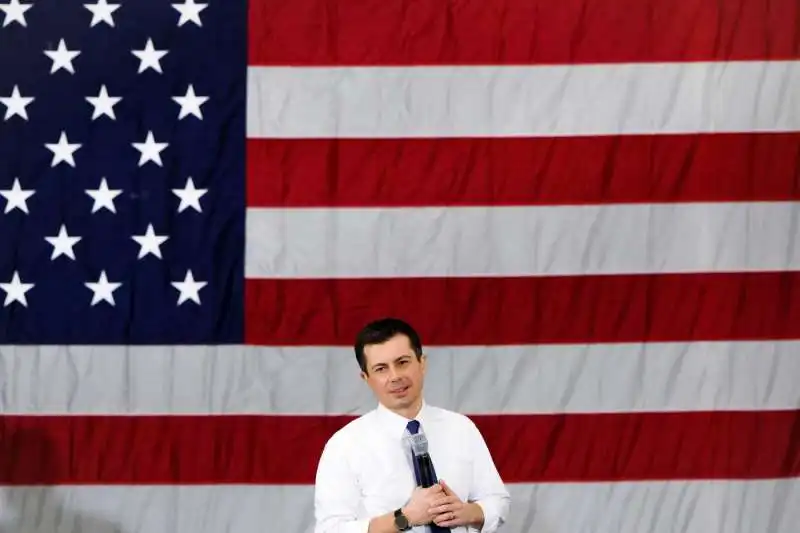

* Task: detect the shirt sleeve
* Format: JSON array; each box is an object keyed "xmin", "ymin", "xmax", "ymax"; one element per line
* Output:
[
  {"xmin": 465, "ymin": 420, "xmax": 511, "ymax": 532},
  {"xmin": 313, "ymin": 433, "xmax": 371, "ymax": 533}
]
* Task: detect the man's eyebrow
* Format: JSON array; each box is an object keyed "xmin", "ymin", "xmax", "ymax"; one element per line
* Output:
[{"xmin": 370, "ymin": 355, "xmax": 411, "ymax": 369}]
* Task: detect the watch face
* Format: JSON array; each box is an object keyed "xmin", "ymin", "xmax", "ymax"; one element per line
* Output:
[{"xmin": 394, "ymin": 512, "xmax": 409, "ymax": 530}]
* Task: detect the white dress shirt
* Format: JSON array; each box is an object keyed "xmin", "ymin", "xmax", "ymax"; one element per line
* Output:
[{"xmin": 313, "ymin": 401, "xmax": 510, "ymax": 533}]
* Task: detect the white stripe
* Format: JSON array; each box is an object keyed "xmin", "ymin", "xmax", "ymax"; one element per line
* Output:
[
  {"xmin": 246, "ymin": 61, "xmax": 800, "ymax": 138},
  {"xmin": 0, "ymin": 480, "xmax": 796, "ymax": 533},
  {"xmin": 1, "ymin": 341, "xmax": 797, "ymax": 415},
  {"xmin": 244, "ymin": 202, "xmax": 800, "ymax": 278}
]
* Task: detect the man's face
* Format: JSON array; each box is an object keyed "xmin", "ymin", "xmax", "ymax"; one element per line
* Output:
[{"xmin": 361, "ymin": 333, "xmax": 426, "ymax": 414}]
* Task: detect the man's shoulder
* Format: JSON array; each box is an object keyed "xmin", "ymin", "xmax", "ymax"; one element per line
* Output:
[
  {"xmin": 322, "ymin": 409, "xmax": 380, "ymax": 450},
  {"xmin": 426, "ymin": 404, "xmax": 479, "ymax": 431}
]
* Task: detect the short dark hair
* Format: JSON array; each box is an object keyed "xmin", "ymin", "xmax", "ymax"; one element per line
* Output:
[{"xmin": 354, "ymin": 317, "xmax": 423, "ymax": 373}]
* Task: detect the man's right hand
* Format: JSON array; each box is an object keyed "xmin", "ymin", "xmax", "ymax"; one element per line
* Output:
[{"xmin": 401, "ymin": 485, "xmax": 446, "ymax": 526}]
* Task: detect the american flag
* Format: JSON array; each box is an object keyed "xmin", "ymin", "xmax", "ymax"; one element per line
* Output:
[{"xmin": 1, "ymin": 0, "xmax": 799, "ymax": 531}]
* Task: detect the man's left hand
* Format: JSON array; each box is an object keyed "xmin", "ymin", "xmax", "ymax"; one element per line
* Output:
[{"xmin": 428, "ymin": 480, "xmax": 484, "ymax": 528}]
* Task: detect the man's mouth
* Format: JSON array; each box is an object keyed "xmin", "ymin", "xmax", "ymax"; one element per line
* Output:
[{"xmin": 390, "ymin": 385, "xmax": 409, "ymax": 394}]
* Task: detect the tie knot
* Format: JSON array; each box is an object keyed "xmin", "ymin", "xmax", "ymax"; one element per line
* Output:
[{"xmin": 406, "ymin": 420, "xmax": 420, "ymax": 434}]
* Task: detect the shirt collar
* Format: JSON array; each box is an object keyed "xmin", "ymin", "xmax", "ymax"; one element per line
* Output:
[{"xmin": 375, "ymin": 399, "xmax": 430, "ymax": 437}]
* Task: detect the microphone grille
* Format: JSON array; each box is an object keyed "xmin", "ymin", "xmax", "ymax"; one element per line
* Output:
[{"xmin": 408, "ymin": 432, "xmax": 428, "ymax": 455}]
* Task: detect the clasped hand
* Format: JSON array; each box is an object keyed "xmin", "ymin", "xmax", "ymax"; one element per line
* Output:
[{"xmin": 403, "ymin": 480, "xmax": 474, "ymax": 528}]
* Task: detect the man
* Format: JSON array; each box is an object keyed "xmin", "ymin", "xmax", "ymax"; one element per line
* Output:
[{"xmin": 313, "ymin": 317, "xmax": 510, "ymax": 533}]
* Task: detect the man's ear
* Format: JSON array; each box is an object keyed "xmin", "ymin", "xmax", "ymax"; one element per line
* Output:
[{"xmin": 360, "ymin": 370, "xmax": 368, "ymax": 383}]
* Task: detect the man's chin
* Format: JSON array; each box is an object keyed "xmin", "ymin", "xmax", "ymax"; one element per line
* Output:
[{"xmin": 384, "ymin": 392, "xmax": 419, "ymax": 409}]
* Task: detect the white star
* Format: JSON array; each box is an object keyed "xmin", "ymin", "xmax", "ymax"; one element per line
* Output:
[
  {"xmin": 86, "ymin": 85, "xmax": 121, "ymax": 120},
  {"xmin": 0, "ymin": 178, "xmax": 34, "ymax": 214},
  {"xmin": 45, "ymin": 131, "xmax": 81, "ymax": 167},
  {"xmin": 172, "ymin": 84, "xmax": 208, "ymax": 120},
  {"xmin": 44, "ymin": 224, "xmax": 82, "ymax": 260},
  {"xmin": 172, "ymin": 0, "xmax": 207, "ymax": 26},
  {"xmin": 171, "ymin": 270, "xmax": 207, "ymax": 305},
  {"xmin": 84, "ymin": 0, "xmax": 120, "ymax": 27},
  {"xmin": 44, "ymin": 39, "xmax": 81, "ymax": 74},
  {"xmin": 131, "ymin": 38, "xmax": 168, "ymax": 74},
  {"xmin": 0, "ymin": 0, "xmax": 32, "ymax": 27},
  {"xmin": 131, "ymin": 223, "xmax": 168, "ymax": 259},
  {"xmin": 132, "ymin": 130, "xmax": 168, "ymax": 166},
  {"xmin": 172, "ymin": 177, "xmax": 207, "ymax": 213},
  {"xmin": 85, "ymin": 270, "xmax": 121, "ymax": 306},
  {"xmin": 0, "ymin": 271, "xmax": 34, "ymax": 307},
  {"xmin": 1, "ymin": 85, "xmax": 34, "ymax": 121},
  {"xmin": 85, "ymin": 177, "xmax": 122, "ymax": 213}
]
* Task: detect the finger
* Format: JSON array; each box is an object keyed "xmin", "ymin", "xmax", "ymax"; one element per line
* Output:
[
  {"xmin": 430, "ymin": 497, "xmax": 459, "ymax": 511},
  {"xmin": 428, "ymin": 503, "xmax": 454, "ymax": 514},
  {"xmin": 433, "ymin": 512, "xmax": 460, "ymax": 527},
  {"xmin": 439, "ymin": 479, "xmax": 454, "ymax": 496}
]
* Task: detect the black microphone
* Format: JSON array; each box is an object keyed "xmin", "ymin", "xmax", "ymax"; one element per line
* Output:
[{"xmin": 408, "ymin": 432, "xmax": 435, "ymax": 487}]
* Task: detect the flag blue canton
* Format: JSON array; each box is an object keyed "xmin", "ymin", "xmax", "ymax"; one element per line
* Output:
[{"xmin": 0, "ymin": 0, "xmax": 247, "ymax": 344}]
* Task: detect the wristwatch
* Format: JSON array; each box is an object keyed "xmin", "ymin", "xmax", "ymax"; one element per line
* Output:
[{"xmin": 393, "ymin": 508, "xmax": 411, "ymax": 531}]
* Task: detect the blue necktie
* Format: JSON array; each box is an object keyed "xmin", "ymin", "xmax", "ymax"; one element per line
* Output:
[{"xmin": 407, "ymin": 420, "xmax": 450, "ymax": 532}]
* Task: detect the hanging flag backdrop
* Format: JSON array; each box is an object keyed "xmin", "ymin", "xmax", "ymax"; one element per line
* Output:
[{"xmin": 1, "ymin": 0, "xmax": 799, "ymax": 531}]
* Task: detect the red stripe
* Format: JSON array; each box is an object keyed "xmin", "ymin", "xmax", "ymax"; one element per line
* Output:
[
  {"xmin": 2, "ymin": 410, "xmax": 797, "ymax": 484},
  {"xmin": 246, "ymin": 132, "xmax": 800, "ymax": 207},
  {"xmin": 247, "ymin": 0, "xmax": 800, "ymax": 66},
  {"xmin": 244, "ymin": 272, "xmax": 800, "ymax": 346}
]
